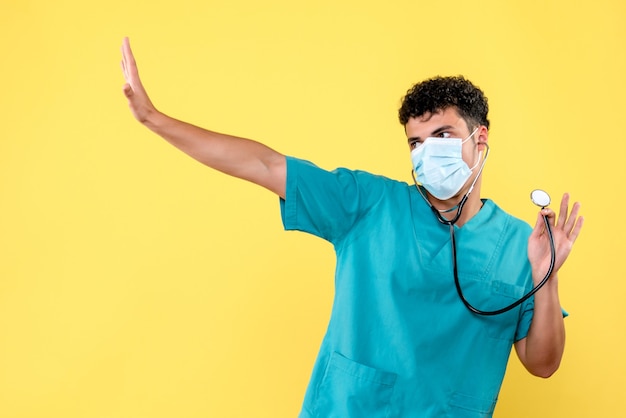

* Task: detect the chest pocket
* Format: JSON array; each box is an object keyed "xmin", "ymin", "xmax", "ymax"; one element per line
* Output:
[{"xmin": 313, "ymin": 352, "xmax": 397, "ymax": 418}]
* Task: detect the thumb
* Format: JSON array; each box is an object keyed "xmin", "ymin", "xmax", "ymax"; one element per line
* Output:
[
  {"xmin": 123, "ymin": 83, "xmax": 134, "ymax": 99},
  {"xmin": 530, "ymin": 210, "xmax": 546, "ymax": 239}
]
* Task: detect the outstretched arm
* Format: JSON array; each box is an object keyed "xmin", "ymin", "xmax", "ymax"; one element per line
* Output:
[
  {"xmin": 515, "ymin": 193, "xmax": 584, "ymax": 377},
  {"xmin": 120, "ymin": 37, "xmax": 287, "ymax": 198}
]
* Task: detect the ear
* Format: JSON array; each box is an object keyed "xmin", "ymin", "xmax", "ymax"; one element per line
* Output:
[{"xmin": 476, "ymin": 125, "xmax": 489, "ymax": 149}]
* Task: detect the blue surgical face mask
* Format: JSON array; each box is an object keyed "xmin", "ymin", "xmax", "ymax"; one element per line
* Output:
[{"xmin": 410, "ymin": 128, "xmax": 481, "ymax": 200}]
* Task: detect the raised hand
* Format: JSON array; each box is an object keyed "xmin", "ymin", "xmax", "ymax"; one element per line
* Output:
[
  {"xmin": 121, "ymin": 37, "xmax": 157, "ymax": 123},
  {"xmin": 527, "ymin": 193, "xmax": 584, "ymax": 283}
]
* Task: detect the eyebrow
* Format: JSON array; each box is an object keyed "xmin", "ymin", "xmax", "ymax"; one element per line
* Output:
[{"xmin": 407, "ymin": 125, "xmax": 457, "ymax": 144}]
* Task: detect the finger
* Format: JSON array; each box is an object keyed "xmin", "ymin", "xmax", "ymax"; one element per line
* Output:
[
  {"xmin": 121, "ymin": 39, "xmax": 128, "ymax": 71},
  {"xmin": 531, "ymin": 211, "xmax": 547, "ymax": 238},
  {"xmin": 121, "ymin": 37, "xmax": 139, "ymax": 80},
  {"xmin": 120, "ymin": 60, "xmax": 128, "ymax": 82},
  {"xmin": 556, "ymin": 193, "xmax": 569, "ymax": 228},
  {"xmin": 564, "ymin": 201, "xmax": 581, "ymax": 234},
  {"xmin": 120, "ymin": 42, "xmax": 130, "ymax": 82},
  {"xmin": 541, "ymin": 207, "xmax": 556, "ymax": 227},
  {"xmin": 122, "ymin": 37, "xmax": 132, "ymax": 63},
  {"xmin": 569, "ymin": 216, "xmax": 584, "ymax": 243}
]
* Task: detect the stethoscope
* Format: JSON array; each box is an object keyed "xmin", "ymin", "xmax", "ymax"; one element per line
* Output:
[{"xmin": 415, "ymin": 145, "xmax": 557, "ymax": 315}]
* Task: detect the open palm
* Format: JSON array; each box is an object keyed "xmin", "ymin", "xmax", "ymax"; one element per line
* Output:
[
  {"xmin": 121, "ymin": 37, "xmax": 157, "ymax": 123},
  {"xmin": 527, "ymin": 193, "xmax": 584, "ymax": 283}
]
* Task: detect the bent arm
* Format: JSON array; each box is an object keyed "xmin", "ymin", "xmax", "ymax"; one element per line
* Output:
[
  {"xmin": 514, "ymin": 278, "xmax": 565, "ymax": 378},
  {"xmin": 515, "ymin": 193, "xmax": 583, "ymax": 377},
  {"xmin": 121, "ymin": 37, "xmax": 286, "ymax": 198}
]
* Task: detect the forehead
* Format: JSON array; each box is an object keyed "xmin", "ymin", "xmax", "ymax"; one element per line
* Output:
[{"xmin": 404, "ymin": 107, "xmax": 469, "ymax": 137}]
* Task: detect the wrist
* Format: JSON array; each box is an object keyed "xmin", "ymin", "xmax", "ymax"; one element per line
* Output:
[
  {"xmin": 532, "ymin": 273, "xmax": 560, "ymax": 304},
  {"xmin": 532, "ymin": 264, "xmax": 559, "ymax": 285},
  {"xmin": 143, "ymin": 109, "xmax": 167, "ymax": 132}
]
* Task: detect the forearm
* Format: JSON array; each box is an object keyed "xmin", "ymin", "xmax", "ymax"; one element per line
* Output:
[
  {"xmin": 518, "ymin": 276, "xmax": 565, "ymax": 377},
  {"xmin": 120, "ymin": 38, "xmax": 287, "ymax": 197},
  {"xmin": 143, "ymin": 110, "xmax": 286, "ymax": 197}
]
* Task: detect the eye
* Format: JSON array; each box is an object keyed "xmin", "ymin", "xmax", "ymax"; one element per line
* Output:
[
  {"xmin": 437, "ymin": 131, "xmax": 452, "ymax": 138},
  {"xmin": 409, "ymin": 139, "xmax": 423, "ymax": 150}
]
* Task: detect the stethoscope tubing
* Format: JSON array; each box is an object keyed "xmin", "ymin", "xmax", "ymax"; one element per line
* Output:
[
  {"xmin": 449, "ymin": 213, "xmax": 556, "ymax": 316},
  {"xmin": 416, "ymin": 141, "xmax": 557, "ymax": 315}
]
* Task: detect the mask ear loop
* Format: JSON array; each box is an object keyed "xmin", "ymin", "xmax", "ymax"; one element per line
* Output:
[
  {"xmin": 464, "ymin": 141, "xmax": 489, "ymax": 198},
  {"xmin": 464, "ymin": 126, "xmax": 487, "ymax": 172},
  {"xmin": 461, "ymin": 127, "xmax": 480, "ymax": 146}
]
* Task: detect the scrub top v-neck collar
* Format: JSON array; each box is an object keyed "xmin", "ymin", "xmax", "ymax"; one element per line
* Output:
[{"xmin": 409, "ymin": 185, "xmax": 495, "ymax": 233}]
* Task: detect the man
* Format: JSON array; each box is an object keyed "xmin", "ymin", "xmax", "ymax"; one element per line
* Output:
[{"xmin": 121, "ymin": 37, "xmax": 583, "ymax": 417}]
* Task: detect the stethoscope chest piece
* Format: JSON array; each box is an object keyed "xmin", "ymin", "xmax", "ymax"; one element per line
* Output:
[{"xmin": 531, "ymin": 189, "xmax": 551, "ymax": 208}]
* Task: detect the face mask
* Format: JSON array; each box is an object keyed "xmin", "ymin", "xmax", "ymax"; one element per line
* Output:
[{"xmin": 410, "ymin": 128, "xmax": 480, "ymax": 200}]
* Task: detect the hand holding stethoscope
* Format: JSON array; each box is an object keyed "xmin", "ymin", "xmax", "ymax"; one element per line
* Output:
[
  {"xmin": 527, "ymin": 191, "xmax": 584, "ymax": 287},
  {"xmin": 450, "ymin": 189, "xmax": 584, "ymax": 316}
]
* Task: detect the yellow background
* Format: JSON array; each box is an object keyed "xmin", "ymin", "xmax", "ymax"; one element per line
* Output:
[{"xmin": 1, "ymin": 0, "xmax": 624, "ymax": 416}]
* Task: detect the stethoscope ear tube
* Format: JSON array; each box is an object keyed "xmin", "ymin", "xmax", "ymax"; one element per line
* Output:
[{"xmin": 452, "ymin": 214, "xmax": 556, "ymax": 316}]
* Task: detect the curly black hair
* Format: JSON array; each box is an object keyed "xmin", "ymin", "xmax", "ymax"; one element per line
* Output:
[{"xmin": 398, "ymin": 76, "xmax": 490, "ymax": 130}]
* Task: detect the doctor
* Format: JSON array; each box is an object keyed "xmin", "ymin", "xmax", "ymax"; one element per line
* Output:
[{"xmin": 121, "ymin": 38, "xmax": 583, "ymax": 417}]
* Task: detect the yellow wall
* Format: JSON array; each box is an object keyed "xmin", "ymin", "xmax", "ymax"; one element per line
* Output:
[{"xmin": 1, "ymin": 0, "xmax": 623, "ymax": 416}]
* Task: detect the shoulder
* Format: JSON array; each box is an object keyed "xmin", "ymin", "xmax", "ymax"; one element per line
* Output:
[{"xmin": 286, "ymin": 156, "xmax": 409, "ymax": 191}]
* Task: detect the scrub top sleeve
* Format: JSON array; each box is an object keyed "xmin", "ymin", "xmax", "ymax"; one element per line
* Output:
[
  {"xmin": 280, "ymin": 157, "xmax": 386, "ymax": 244},
  {"xmin": 514, "ymin": 298, "xmax": 569, "ymax": 342},
  {"xmin": 514, "ymin": 297, "xmax": 534, "ymax": 342}
]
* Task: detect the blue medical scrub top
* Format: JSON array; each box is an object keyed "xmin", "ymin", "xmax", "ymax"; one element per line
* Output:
[{"xmin": 280, "ymin": 157, "xmax": 537, "ymax": 418}]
